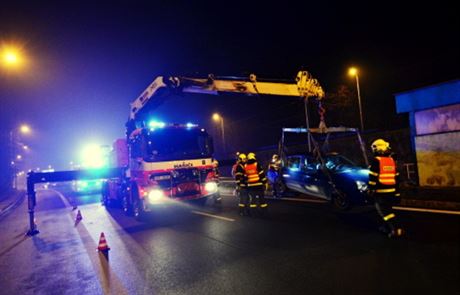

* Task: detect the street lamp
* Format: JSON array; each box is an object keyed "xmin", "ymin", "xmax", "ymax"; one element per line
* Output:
[
  {"xmin": 212, "ymin": 113, "xmax": 226, "ymax": 154},
  {"xmin": 20, "ymin": 124, "xmax": 31, "ymax": 134},
  {"xmin": 1, "ymin": 46, "xmax": 24, "ymax": 70},
  {"xmin": 348, "ymin": 67, "xmax": 364, "ymax": 131},
  {"xmin": 10, "ymin": 124, "xmax": 32, "ymax": 189}
]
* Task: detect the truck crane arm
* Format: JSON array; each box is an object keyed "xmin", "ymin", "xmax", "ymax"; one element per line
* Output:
[{"xmin": 129, "ymin": 70, "xmax": 325, "ymax": 121}]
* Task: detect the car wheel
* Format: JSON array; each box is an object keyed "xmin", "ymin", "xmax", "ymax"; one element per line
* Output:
[
  {"xmin": 332, "ymin": 188, "xmax": 351, "ymax": 211},
  {"xmin": 275, "ymin": 180, "xmax": 288, "ymax": 197}
]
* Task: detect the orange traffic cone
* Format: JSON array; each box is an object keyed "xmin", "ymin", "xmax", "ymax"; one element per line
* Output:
[
  {"xmin": 97, "ymin": 232, "xmax": 110, "ymax": 252},
  {"xmin": 76, "ymin": 210, "xmax": 83, "ymax": 221}
]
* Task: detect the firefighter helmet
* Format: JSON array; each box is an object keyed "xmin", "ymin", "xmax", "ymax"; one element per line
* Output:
[
  {"xmin": 371, "ymin": 139, "xmax": 390, "ymax": 153},
  {"xmin": 247, "ymin": 152, "xmax": 256, "ymax": 160},
  {"xmin": 238, "ymin": 153, "xmax": 247, "ymax": 161},
  {"xmin": 272, "ymin": 154, "xmax": 279, "ymax": 160}
]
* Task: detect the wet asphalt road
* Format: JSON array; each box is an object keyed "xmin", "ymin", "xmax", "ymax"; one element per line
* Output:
[{"xmin": 0, "ymin": 187, "xmax": 459, "ymax": 295}]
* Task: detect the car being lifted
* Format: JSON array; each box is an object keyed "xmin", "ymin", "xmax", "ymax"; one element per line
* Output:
[{"xmin": 273, "ymin": 127, "xmax": 371, "ymax": 210}]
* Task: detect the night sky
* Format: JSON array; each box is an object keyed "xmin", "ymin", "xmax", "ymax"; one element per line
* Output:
[{"xmin": 1, "ymin": 1, "xmax": 459, "ymax": 173}]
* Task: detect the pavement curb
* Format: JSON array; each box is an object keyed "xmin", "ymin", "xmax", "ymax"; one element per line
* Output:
[{"xmin": 0, "ymin": 191, "xmax": 26, "ymax": 220}]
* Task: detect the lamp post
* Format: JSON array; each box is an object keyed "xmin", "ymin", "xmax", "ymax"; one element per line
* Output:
[
  {"xmin": 212, "ymin": 113, "xmax": 226, "ymax": 154},
  {"xmin": 10, "ymin": 124, "xmax": 32, "ymax": 189},
  {"xmin": 348, "ymin": 67, "xmax": 364, "ymax": 131}
]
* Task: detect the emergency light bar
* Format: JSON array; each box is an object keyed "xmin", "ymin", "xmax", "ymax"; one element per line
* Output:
[{"xmin": 148, "ymin": 120, "xmax": 200, "ymax": 130}]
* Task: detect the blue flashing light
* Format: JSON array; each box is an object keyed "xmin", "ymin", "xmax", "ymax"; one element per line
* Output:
[
  {"xmin": 186, "ymin": 122, "xmax": 197, "ymax": 128},
  {"xmin": 148, "ymin": 121, "xmax": 166, "ymax": 129}
]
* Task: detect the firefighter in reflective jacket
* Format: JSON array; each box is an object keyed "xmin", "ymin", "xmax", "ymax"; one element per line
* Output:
[
  {"xmin": 245, "ymin": 152, "xmax": 268, "ymax": 215},
  {"xmin": 368, "ymin": 139, "xmax": 404, "ymax": 238},
  {"xmin": 234, "ymin": 153, "xmax": 249, "ymax": 215}
]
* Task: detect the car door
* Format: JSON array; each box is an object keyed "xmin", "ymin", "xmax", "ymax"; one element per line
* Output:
[
  {"xmin": 300, "ymin": 156, "xmax": 329, "ymax": 199},
  {"xmin": 282, "ymin": 155, "xmax": 328, "ymax": 199},
  {"xmin": 282, "ymin": 156, "xmax": 306, "ymax": 193}
]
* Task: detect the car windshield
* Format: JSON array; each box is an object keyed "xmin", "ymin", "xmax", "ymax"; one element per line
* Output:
[
  {"xmin": 324, "ymin": 154, "xmax": 357, "ymax": 170},
  {"xmin": 144, "ymin": 128, "xmax": 213, "ymax": 161}
]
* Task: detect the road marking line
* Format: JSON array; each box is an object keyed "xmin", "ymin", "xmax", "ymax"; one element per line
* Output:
[
  {"xmin": 191, "ymin": 210, "xmax": 235, "ymax": 222},
  {"xmin": 266, "ymin": 196, "xmax": 328, "ymax": 203},
  {"xmin": 393, "ymin": 206, "xmax": 460, "ymax": 215}
]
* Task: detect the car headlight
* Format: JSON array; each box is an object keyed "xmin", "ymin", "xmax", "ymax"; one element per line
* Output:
[
  {"xmin": 356, "ymin": 180, "xmax": 368, "ymax": 192},
  {"xmin": 147, "ymin": 189, "xmax": 165, "ymax": 204},
  {"xmin": 205, "ymin": 182, "xmax": 218, "ymax": 193}
]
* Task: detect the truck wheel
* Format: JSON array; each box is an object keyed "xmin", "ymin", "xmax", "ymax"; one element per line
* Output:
[
  {"xmin": 132, "ymin": 198, "xmax": 146, "ymax": 221},
  {"xmin": 213, "ymin": 193, "xmax": 222, "ymax": 205},
  {"xmin": 332, "ymin": 189, "xmax": 351, "ymax": 211},
  {"xmin": 129, "ymin": 185, "xmax": 146, "ymax": 221},
  {"xmin": 101, "ymin": 183, "xmax": 111, "ymax": 207},
  {"xmin": 122, "ymin": 194, "xmax": 132, "ymax": 215}
]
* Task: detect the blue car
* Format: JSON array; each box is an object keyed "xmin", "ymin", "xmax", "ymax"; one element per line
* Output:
[{"xmin": 278, "ymin": 152, "xmax": 370, "ymax": 210}]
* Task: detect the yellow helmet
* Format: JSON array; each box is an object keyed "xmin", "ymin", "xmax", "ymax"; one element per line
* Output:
[
  {"xmin": 238, "ymin": 153, "xmax": 247, "ymax": 161},
  {"xmin": 371, "ymin": 139, "xmax": 390, "ymax": 153},
  {"xmin": 247, "ymin": 152, "xmax": 256, "ymax": 160}
]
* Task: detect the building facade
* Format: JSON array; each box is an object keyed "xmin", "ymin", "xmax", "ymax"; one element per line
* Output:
[{"xmin": 395, "ymin": 80, "xmax": 460, "ymax": 187}]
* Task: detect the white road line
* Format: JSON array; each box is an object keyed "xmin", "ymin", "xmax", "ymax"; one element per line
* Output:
[
  {"xmin": 191, "ymin": 210, "xmax": 235, "ymax": 222},
  {"xmin": 392, "ymin": 206, "xmax": 460, "ymax": 215},
  {"xmin": 49, "ymin": 188, "xmax": 73, "ymax": 208},
  {"xmin": 266, "ymin": 196, "xmax": 328, "ymax": 203}
]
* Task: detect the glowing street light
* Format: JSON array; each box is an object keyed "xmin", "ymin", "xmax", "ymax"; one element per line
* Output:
[
  {"xmin": 1, "ymin": 46, "xmax": 25, "ymax": 69},
  {"xmin": 212, "ymin": 113, "xmax": 226, "ymax": 154},
  {"xmin": 20, "ymin": 124, "xmax": 31, "ymax": 134},
  {"xmin": 348, "ymin": 67, "xmax": 364, "ymax": 131}
]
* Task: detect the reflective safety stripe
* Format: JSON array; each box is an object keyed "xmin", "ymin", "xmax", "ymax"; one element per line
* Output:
[
  {"xmin": 379, "ymin": 179, "xmax": 396, "ymax": 185},
  {"xmin": 376, "ymin": 188, "xmax": 396, "ymax": 193},
  {"xmin": 260, "ymin": 203, "xmax": 268, "ymax": 208},
  {"xmin": 247, "ymin": 182, "xmax": 263, "ymax": 187},
  {"xmin": 383, "ymin": 213, "xmax": 395, "ymax": 221},
  {"xmin": 368, "ymin": 181, "xmax": 377, "ymax": 185},
  {"xmin": 369, "ymin": 171, "xmax": 379, "ymax": 176},
  {"xmin": 395, "ymin": 193, "xmax": 401, "ymax": 197},
  {"xmin": 380, "ymin": 173, "xmax": 395, "ymax": 177},
  {"xmin": 238, "ymin": 204, "xmax": 245, "ymax": 207},
  {"xmin": 250, "ymin": 204, "xmax": 257, "ymax": 208}
]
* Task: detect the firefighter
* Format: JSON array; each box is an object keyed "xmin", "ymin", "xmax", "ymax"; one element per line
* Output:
[
  {"xmin": 267, "ymin": 154, "xmax": 282, "ymax": 197},
  {"xmin": 234, "ymin": 153, "xmax": 249, "ymax": 215},
  {"xmin": 368, "ymin": 139, "xmax": 404, "ymax": 238},
  {"xmin": 212, "ymin": 159, "xmax": 222, "ymax": 204},
  {"xmin": 231, "ymin": 152, "xmax": 241, "ymax": 178},
  {"xmin": 245, "ymin": 152, "xmax": 268, "ymax": 216}
]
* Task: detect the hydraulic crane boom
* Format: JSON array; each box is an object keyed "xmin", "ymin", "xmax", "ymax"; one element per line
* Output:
[{"xmin": 129, "ymin": 70, "xmax": 324, "ymax": 120}]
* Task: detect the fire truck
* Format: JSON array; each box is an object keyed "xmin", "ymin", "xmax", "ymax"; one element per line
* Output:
[{"xmin": 102, "ymin": 71, "xmax": 324, "ymax": 220}]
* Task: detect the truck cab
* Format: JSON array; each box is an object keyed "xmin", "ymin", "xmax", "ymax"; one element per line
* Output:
[{"xmin": 103, "ymin": 123, "xmax": 220, "ymax": 220}]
